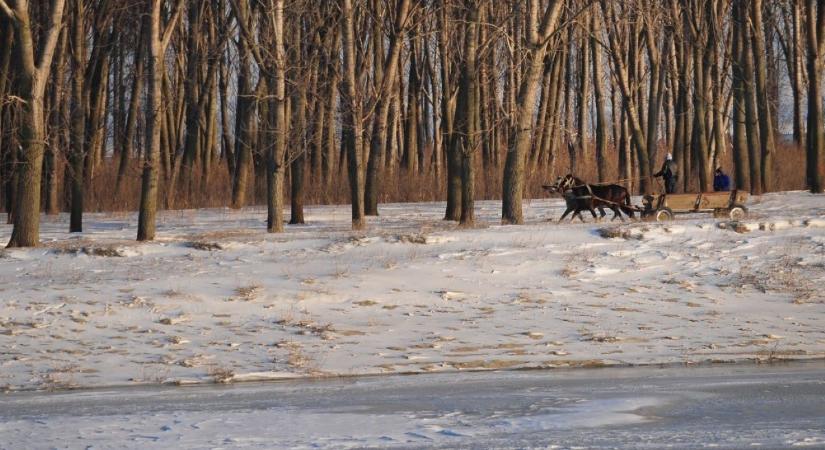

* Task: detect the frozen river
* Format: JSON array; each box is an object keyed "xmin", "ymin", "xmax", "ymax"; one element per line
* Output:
[{"xmin": 2, "ymin": 362, "xmax": 825, "ymax": 449}]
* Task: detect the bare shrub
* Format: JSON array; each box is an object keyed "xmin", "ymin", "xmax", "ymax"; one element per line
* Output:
[
  {"xmin": 56, "ymin": 246, "xmax": 124, "ymax": 257},
  {"xmin": 186, "ymin": 241, "xmax": 223, "ymax": 251},
  {"xmin": 207, "ymin": 365, "xmax": 235, "ymax": 383}
]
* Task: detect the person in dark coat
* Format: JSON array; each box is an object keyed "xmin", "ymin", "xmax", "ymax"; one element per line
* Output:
[
  {"xmin": 654, "ymin": 153, "xmax": 679, "ymax": 194},
  {"xmin": 713, "ymin": 167, "xmax": 731, "ymax": 192}
]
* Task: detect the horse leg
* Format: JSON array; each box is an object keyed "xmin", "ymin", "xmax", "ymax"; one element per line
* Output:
[
  {"xmin": 559, "ymin": 207, "xmax": 573, "ymax": 222},
  {"xmin": 612, "ymin": 206, "xmax": 624, "ymax": 222}
]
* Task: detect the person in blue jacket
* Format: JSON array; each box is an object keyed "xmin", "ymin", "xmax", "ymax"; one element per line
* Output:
[{"xmin": 713, "ymin": 167, "xmax": 731, "ymax": 191}]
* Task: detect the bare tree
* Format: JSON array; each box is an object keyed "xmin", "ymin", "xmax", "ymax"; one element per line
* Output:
[
  {"xmin": 364, "ymin": 0, "xmax": 414, "ymax": 216},
  {"xmin": 340, "ymin": 0, "xmax": 366, "ymax": 230},
  {"xmin": 501, "ymin": 0, "xmax": 565, "ymax": 225},
  {"xmin": 751, "ymin": 0, "xmax": 776, "ymax": 192},
  {"xmin": 454, "ymin": 0, "xmax": 480, "ymax": 227},
  {"xmin": 590, "ymin": 10, "xmax": 609, "ymax": 182},
  {"xmin": 136, "ymin": 0, "xmax": 184, "ymax": 241},
  {"xmin": 600, "ymin": 0, "xmax": 652, "ymax": 194},
  {"xmin": 2, "ymin": 0, "xmax": 67, "ymax": 247},
  {"xmin": 807, "ymin": 0, "xmax": 825, "ymax": 193}
]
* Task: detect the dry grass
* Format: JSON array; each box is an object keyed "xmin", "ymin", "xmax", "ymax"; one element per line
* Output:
[
  {"xmin": 207, "ymin": 365, "xmax": 235, "ymax": 383},
  {"xmin": 7, "ymin": 139, "xmax": 814, "ymax": 220},
  {"xmin": 2, "ymin": 140, "xmax": 816, "ymax": 237},
  {"xmin": 735, "ymin": 256, "xmax": 819, "ymax": 303},
  {"xmin": 231, "ymin": 285, "xmax": 262, "ymax": 301}
]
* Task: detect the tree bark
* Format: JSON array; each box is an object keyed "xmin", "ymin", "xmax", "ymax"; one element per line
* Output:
[
  {"xmin": 230, "ymin": 0, "xmax": 257, "ymax": 209},
  {"xmin": 45, "ymin": 27, "xmax": 67, "ymax": 216},
  {"xmin": 267, "ymin": 0, "xmax": 287, "ymax": 232},
  {"xmin": 741, "ymin": 3, "xmax": 763, "ymax": 195},
  {"xmin": 751, "ymin": 0, "xmax": 776, "ymax": 192},
  {"xmin": 69, "ymin": 0, "xmax": 85, "ymax": 232},
  {"xmin": 340, "ymin": 0, "xmax": 365, "ymax": 229},
  {"xmin": 456, "ymin": 1, "xmax": 479, "ymax": 227},
  {"xmin": 5, "ymin": 0, "xmax": 67, "ymax": 248},
  {"xmin": 501, "ymin": 0, "xmax": 565, "ymax": 224},
  {"xmin": 807, "ymin": 0, "xmax": 825, "ymax": 193},
  {"xmin": 792, "ymin": 2, "xmax": 805, "ymax": 144},
  {"xmin": 440, "ymin": 1, "xmax": 461, "ymax": 221},
  {"xmin": 365, "ymin": 0, "xmax": 411, "ymax": 215},
  {"xmin": 590, "ymin": 12, "xmax": 609, "ymax": 182},
  {"xmin": 600, "ymin": 0, "xmax": 651, "ymax": 194},
  {"xmin": 137, "ymin": 0, "xmax": 183, "ymax": 241},
  {"xmin": 731, "ymin": 0, "xmax": 751, "ymax": 191}
]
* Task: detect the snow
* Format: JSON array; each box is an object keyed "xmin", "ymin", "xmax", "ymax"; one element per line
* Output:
[{"xmin": 1, "ymin": 191, "xmax": 824, "ymax": 392}]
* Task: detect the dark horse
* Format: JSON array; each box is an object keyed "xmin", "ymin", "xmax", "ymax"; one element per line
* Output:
[{"xmin": 543, "ymin": 174, "xmax": 636, "ymax": 222}]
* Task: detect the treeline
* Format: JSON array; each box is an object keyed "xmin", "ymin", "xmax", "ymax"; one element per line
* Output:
[{"xmin": 0, "ymin": 0, "xmax": 823, "ymax": 246}]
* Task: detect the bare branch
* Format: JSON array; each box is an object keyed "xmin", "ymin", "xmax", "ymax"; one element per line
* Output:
[
  {"xmin": 35, "ymin": 0, "xmax": 67, "ymax": 77},
  {"xmin": 0, "ymin": 0, "xmax": 15, "ymax": 21},
  {"xmin": 160, "ymin": 0, "xmax": 185, "ymax": 52}
]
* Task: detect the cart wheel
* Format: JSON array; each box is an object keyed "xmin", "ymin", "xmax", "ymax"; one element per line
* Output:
[
  {"xmin": 729, "ymin": 204, "xmax": 748, "ymax": 221},
  {"xmin": 655, "ymin": 207, "xmax": 674, "ymax": 222}
]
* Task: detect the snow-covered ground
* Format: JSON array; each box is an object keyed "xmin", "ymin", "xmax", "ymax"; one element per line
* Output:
[{"xmin": 1, "ymin": 192, "xmax": 824, "ymax": 391}]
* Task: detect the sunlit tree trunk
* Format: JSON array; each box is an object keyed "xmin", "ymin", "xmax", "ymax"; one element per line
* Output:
[
  {"xmin": 3, "ymin": 0, "xmax": 67, "ymax": 248},
  {"xmin": 502, "ymin": 0, "xmax": 565, "ymax": 224},
  {"xmin": 340, "ymin": 0, "xmax": 365, "ymax": 229},
  {"xmin": 137, "ymin": 0, "xmax": 183, "ymax": 241},
  {"xmin": 751, "ymin": 0, "xmax": 776, "ymax": 192}
]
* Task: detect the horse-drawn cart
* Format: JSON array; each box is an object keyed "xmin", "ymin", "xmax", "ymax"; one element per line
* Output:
[
  {"xmin": 641, "ymin": 190, "xmax": 749, "ymax": 221},
  {"xmin": 543, "ymin": 174, "xmax": 750, "ymax": 223}
]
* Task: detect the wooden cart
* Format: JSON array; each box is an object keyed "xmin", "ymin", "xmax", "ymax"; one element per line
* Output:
[{"xmin": 641, "ymin": 190, "xmax": 749, "ymax": 221}]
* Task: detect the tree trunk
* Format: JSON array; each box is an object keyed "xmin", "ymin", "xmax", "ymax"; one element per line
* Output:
[
  {"xmin": 751, "ymin": 0, "xmax": 776, "ymax": 192},
  {"xmin": 402, "ymin": 37, "xmax": 420, "ymax": 175},
  {"xmin": 440, "ymin": 2, "xmax": 460, "ymax": 221},
  {"xmin": 115, "ymin": 26, "xmax": 145, "ymax": 196},
  {"xmin": 5, "ymin": 0, "xmax": 67, "ymax": 248},
  {"xmin": 807, "ymin": 0, "xmax": 825, "ymax": 193},
  {"xmin": 231, "ymin": 1, "xmax": 256, "ymax": 209},
  {"xmin": 502, "ymin": 0, "xmax": 565, "ymax": 224},
  {"xmin": 365, "ymin": 0, "xmax": 411, "ymax": 215},
  {"xmin": 457, "ymin": 2, "xmax": 479, "ymax": 227},
  {"xmin": 792, "ymin": 2, "xmax": 805, "ymax": 145},
  {"xmin": 265, "ymin": 0, "xmax": 287, "ymax": 232},
  {"xmin": 45, "ymin": 28, "xmax": 67, "ymax": 216},
  {"xmin": 741, "ymin": 4, "xmax": 763, "ymax": 195},
  {"xmin": 69, "ymin": 0, "xmax": 85, "ymax": 232},
  {"xmin": 340, "ymin": 0, "xmax": 365, "ymax": 230},
  {"xmin": 600, "ymin": 0, "xmax": 651, "ymax": 194},
  {"xmin": 137, "ymin": 0, "xmax": 182, "ymax": 241},
  {"xmin": 137, "ymin": 2, "xmax": 164, "ymax": 241},
  {"xmin": 591, "ymin": 12, "xmax": 608, "ymax": 182},
  {"xmin": 577, "ymin": 10, "xmax": 590, "ymax": 159},
  {"xmin": 731, "ymin": 0, "xmax": 751, "ymax": 191},
  {"xmin": 289, "ymin": 19, "xmax": 307, "ymax": 226}
]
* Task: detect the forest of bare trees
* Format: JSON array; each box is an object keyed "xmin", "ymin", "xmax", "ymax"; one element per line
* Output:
[{"xmin": 1, "ymin": 0, "xmax": 824, "ymax": 246}]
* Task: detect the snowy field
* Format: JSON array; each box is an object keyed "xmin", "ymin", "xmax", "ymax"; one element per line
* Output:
[{"xmin": 1, "ymin": 191, "xmax": 824, "ymax": 391}]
